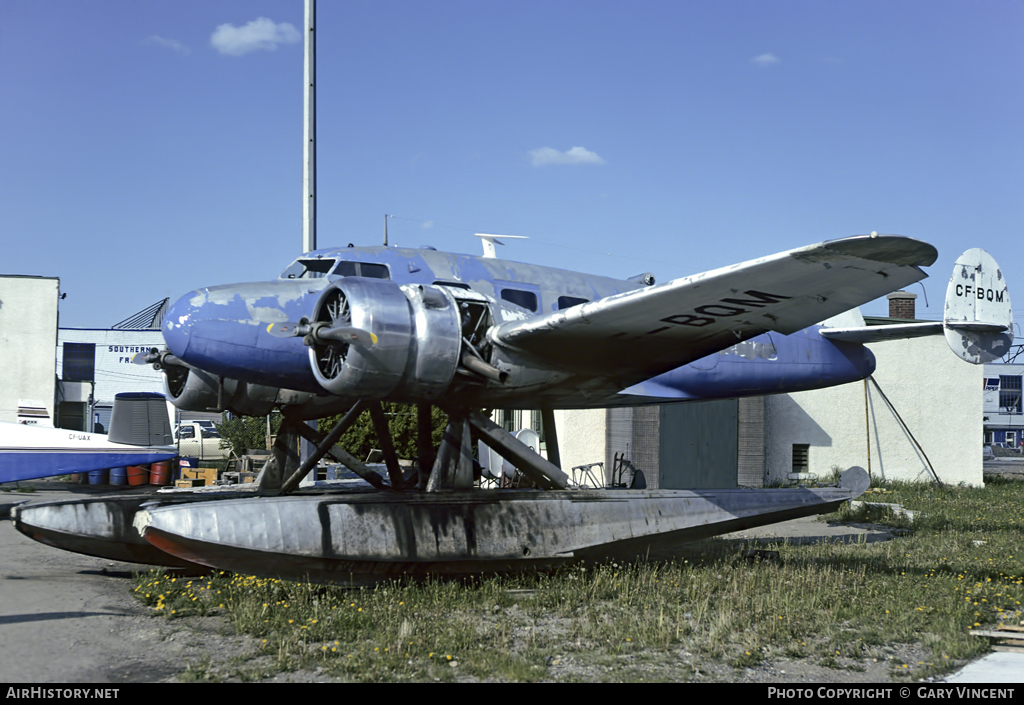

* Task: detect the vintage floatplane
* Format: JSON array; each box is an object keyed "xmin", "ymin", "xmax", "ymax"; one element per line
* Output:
[{"xmin": 11, "ymin": 235, "xmax": 1013, "ymax": 584}]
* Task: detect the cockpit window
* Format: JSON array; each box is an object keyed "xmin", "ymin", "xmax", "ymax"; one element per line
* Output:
[
  {"xmin": 333, "ymin": 261, "xmax": 391, "ymax": 279},
  {"xmin": 281, "ymin": 258, "xmax": 337, "ymax": 279}
]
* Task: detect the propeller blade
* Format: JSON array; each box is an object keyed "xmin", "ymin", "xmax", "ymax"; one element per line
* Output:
[
  {"xmin": 131, "ymin": 348, "xmax": 160, "ymax": 365},
  {"xmin": 318, "ymin": 326, "xmax": 378, "ymax": 347},
  {"xmin": 266, "ymin": 321, "xmax": 308, "ymax": 338},
  {"xmin": 130, "ymin": 348, "xmax": 184, "ymax": 369},
  {"xmin": 266, "ymin": 321, "xmax": 377, "ymax": 347}
]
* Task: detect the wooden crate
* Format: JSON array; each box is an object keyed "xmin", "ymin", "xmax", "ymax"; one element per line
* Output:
[
  {"xmin": 179, "ymin": 467, "xmax": 218, "ymax": 485},
  {"xmin": 174, "ymin": 478, "xmax": 206, "ymax": 488}
]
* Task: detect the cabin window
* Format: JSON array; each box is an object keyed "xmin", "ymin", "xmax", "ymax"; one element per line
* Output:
[
  {"xmin": 557, "ymin": 296, "xmax": 589, "ymax": 310},
  {"xmin": 501, "ymin": 289, "xmax": 538, "ymax": 312},
  {"xmin": 332, "ymin": 261, "xmax": 391, "ymax": 279},
  {"xmin": 281, "ymin": 258, "xmax": 336, "ymax": 279}
]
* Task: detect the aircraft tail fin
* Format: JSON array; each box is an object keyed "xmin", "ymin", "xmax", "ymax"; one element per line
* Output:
[
  {"xmin": 107, "ymin": 392, "xmax": 174, "ymax": 446},
  {"xmin": 820, "ymin": 249, "xmax": 1013, "ymax": 364},
  {"xmin": 943, "ymin": 248, "xmax": 1013, "ymax": 364}
]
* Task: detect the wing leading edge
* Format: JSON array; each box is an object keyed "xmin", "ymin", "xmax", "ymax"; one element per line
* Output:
[{"xmin": 490, "ymin": 234, "xmax": 938, "ymax": 384}]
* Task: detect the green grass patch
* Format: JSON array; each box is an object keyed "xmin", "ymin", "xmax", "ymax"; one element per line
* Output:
[{"xmin": 132, "ymin": 477, "xmax": 1024, "ymax": 682}]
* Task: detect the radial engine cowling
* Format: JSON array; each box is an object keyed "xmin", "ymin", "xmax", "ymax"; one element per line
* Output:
[
  {"xmin": 308, "ymin": 278, "xmax": 462, "ymax": 401},
  {"xmin": 163, "ymin": 364, "xmax": 318, "ymax": 416}
]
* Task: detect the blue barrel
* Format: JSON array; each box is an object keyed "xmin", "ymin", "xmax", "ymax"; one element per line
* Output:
[
  {"xmin": 87, "ymin": 468, "xmax": 109, "ymax": 485},
  {"xmin": 109, "ymin": 466, "xmax": 128, "ymax": 486}
]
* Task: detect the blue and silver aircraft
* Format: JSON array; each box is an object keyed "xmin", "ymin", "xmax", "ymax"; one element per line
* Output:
[
  {"xmin": 138, "ymin": 233, "xmax": 1012, "ymax": 492},
  {"xmin": 154, "ymin": 235, "xmax": 1008, "ymax": 413},
  {"xmin": 13, "ymin": 234, "xmax": 1012, "ymax": 583}
]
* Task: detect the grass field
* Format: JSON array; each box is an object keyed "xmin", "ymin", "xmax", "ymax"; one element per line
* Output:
[{"xmin": 131, "ymin": 476, "xmax": 1024, "ymax": 682}]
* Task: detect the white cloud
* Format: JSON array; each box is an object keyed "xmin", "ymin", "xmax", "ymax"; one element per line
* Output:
[
  {"xmin": 210, "ymin": 17, "xmax": 301, "ymax": 57},
  {"xmin": 752, "ymin": 53, "xmax": 781, "ymax": 67},
  {"xmin": 146, "ymin": 35, "xmax": 190, "ymax": 55},
  {"xmin": 528, "ymin": 146, "xmax": 605, "ymax": 167}
]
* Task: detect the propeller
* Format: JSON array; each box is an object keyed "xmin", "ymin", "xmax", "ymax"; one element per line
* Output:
[
  {"xmin": 266, "ymin": 319, "xmax": 378, "ymax": 348},
  {"xmin": 131, "ymin": 347, "xmax": 184, "ymax": 370}
]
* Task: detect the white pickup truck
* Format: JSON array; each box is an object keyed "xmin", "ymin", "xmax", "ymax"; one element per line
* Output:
[{"xmin": 174, "ymin": 421, "xmax": 231, "ymax": 460}]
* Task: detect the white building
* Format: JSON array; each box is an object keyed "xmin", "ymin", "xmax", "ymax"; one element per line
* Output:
[
  {"xmin": 534, "ymin": 293, "xmax": 985, "ymax": 488},
  {"xmin": 0, "ymin": 275, "xmax": 169, "ymax": 433},
  {"xmin": 983, "ymin": 362, "xmax": 1024, "ymax": 449},
  {"xmin": 56, "ymin": 327, "xmax": 166, "ymax": 432},
  {"xmin": 768, "ymin": 332, "xmax": 981, "ymax": 487},
  {"xmin": 0, "ymin": 275, "xmax": 59, "ymax": 424}
]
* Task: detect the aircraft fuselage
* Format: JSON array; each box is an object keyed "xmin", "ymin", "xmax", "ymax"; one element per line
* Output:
[{"xmin": 161, "ymin": 245, "xmax": 874, "ymax": 414}]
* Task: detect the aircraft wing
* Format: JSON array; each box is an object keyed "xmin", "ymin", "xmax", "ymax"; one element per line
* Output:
[{"xmin": 490, "ymin": 235, "xmax": 938, "ymax": 383}]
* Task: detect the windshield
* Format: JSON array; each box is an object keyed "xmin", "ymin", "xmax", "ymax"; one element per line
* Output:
[{"xmin": 280, "ymin": 258, "xmax": 337, "ymax": 279}]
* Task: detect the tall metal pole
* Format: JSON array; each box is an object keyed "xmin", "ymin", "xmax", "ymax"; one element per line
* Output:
[
  {"xmin": 302, "ymin": 0, "xmax": 316, "ymax": 253},
  {"xmin": 300, "ymin": 0, "xmax": 318, "ymax": 469}
]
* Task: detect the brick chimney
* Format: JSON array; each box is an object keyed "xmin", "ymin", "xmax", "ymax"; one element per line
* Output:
[{"xmin": 887, "ymin": 290, "xmax": 917, "ymax": 319}]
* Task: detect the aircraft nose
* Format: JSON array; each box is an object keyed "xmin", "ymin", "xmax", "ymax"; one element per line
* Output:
[{"xmin": 162, "ymin": 289, "xmax": 201, "ymax": 359}]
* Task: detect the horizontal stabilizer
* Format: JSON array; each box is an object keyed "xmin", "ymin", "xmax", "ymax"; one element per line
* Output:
[
  {"xmin": 821, "ymin": 322, "xmax": 943, "ymax": 343},
  {"xmin": 820, "ymin": 249, "xmax": 1012, "ymax": 364}
]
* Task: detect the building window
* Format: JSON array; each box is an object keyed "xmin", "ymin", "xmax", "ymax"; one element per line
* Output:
[
  {"xmin": 1000, "ymin": 376, "xmax": 1022, "ymax": 414},
  {"xmin": 792, "ymin": 443, "xmax": 809, "ymax": 473},
  {"xmin": 63, "ymin": 343, "xmax": 95, "ymax": 382}
]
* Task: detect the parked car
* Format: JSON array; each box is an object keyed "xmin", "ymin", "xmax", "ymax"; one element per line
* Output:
[
  {"xmin": 174, "ymin": 421, "xmax": 231, "ymax": 460},
  {"xmin": 983, "ymin": 445, "xmax": 995, "ymax": 461}
]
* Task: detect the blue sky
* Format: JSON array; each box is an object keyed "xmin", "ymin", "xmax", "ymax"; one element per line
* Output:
[{"xmin": 2, "ymin": 0, "xmax": 1021, "ymax": 337}]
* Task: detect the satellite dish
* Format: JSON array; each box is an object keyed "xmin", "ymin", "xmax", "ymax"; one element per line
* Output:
[{"xmin": 502, "ymin": 428, "xmax": 540, "ymax": 478}]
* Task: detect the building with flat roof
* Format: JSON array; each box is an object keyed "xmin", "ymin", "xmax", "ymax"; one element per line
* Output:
[{"xmin": 0, "ymin": 275, "xmax": 60, "ymax": 425}]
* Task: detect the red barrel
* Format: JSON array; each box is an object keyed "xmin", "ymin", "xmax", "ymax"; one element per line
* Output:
[
  {"xmin": 149, "ymin": 461, "xmax": 172, "ymax": 486},
  {"xmin": 127, "ymin": 465, "xmax": 149, "ymax": 486}
]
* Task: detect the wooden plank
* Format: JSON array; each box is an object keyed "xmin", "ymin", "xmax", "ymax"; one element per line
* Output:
[
  {"xmin": 992, "ymin": 645, "xmax": 1024, "ymax": 654},
  {"xmin": 968, "ymin": 629, "xmax": 1024, "ymax": 641}
]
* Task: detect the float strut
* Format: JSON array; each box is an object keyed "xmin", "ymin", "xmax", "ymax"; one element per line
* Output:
[
  {"xmin": 367, "ymin": 402, "xmax": 406, "ymax": 489},
  {"xmin": 467, "ymin": 410, "xmax": 569, "ymax": 490},
  {"xmin": 278, "ymin": 401, "xmax": 388, "ymax": 493}
]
